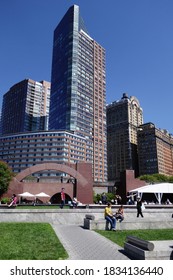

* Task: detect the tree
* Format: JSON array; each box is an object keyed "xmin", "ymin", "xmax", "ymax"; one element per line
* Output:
[
  {"xmin": 139, "ymin": 173, "xmax": 173, "ymax": 183},
  {"xmin": 0, "ymin": 161, "xmax": 14, "ymax": 196},
  {"xmin": 93, "ymin": 191, "xmax": 115, "ymax": 204}
]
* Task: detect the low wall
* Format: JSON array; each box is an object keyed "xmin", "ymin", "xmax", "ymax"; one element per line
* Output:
[
  {"xmin": 85, "ymin": 218, "xmax": 173, "ymax": 230},
  {"xmin": 0, "ymin": 207, "xmax": 173, "ymax": 226}
]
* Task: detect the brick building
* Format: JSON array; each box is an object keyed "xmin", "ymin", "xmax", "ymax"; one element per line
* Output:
[{"xmin": 138, "ymin": 123, "xmax": 173, "ymax": 176}]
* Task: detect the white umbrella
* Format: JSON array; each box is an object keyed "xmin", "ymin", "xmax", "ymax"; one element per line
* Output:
[
  {"xmin": 18, "ymin": 192, "xmax": 35, "ymax": 197},
  {"xmin": 17, "ymin": 191, "xmax": 35, "ymax": 204},
  {"xmin": 35, "ymin": 192, "xmax": 50, "ymax": 198}
]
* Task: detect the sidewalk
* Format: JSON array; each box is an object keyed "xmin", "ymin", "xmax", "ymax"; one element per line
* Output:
[{"xmin": 51, "ymin": 224, "xmax": 130, "ymax": 260}]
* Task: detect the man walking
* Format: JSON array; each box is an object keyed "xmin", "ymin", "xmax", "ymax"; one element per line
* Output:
[{"xmin": 60, "ymin": 188, "xmax": 65, "ymax": 209}]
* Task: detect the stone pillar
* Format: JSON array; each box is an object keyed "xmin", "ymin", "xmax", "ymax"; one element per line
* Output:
[{"xmin": 75, "ymin": 162, "xmax": 93, "ymax": 204}]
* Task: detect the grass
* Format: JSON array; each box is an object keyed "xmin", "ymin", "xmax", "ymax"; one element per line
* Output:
[
  {"xmin": 1, "ymin": 222, "xmax": 173, "ymax": 260},
  {"xmin": 96, "ymin": 229, "xmax": 173, "ymax": 247},
  {"xmin": 0, "ymin": 223, "xmax": 68, "ymax": 260}
]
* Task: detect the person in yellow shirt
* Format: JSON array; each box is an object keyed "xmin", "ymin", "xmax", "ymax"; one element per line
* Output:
[{"xmin": 104, "ymin": 202, "xmax": 116, "ymax": 230}]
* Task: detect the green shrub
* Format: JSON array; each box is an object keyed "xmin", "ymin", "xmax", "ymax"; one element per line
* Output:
[
  {"xmin": 0, "ymin": 161, "xmax": 14, "ymax": 195},
  {"xmin": 93, "ymin": 192, "xmax": 116, "ymax": 204},
  {"xmin": 93, "ymin": 193, "xmax": 101, "ymax": 203},
  {"xmin": 0, "ymin": 197, "xmax": 11, "ymax": 204}
]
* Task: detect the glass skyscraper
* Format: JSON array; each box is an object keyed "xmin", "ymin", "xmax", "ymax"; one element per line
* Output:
[
  {"xmin": 1, "ymin": 79, "xmax": 50, "ymax": 135},
  {"xmin": 49, "ymin": 5, "xmax": 107, "ymax": 182}
]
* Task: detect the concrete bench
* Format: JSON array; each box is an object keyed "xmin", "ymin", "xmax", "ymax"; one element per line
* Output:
[
  {"xmin": 124, "ymin": 236, "xmax": 154, "ymax": 260},
  {"xmin": 84, "ymin": 215, "xmax": 122, "ymax": 230},
  {"xmin": 85, "ymin": 214, "xmax": 95, "ymax": 220},
  {"xmin": 126, "ymin": 235, "xmax": 154, "ymax": 250},
  {"xmin": 124, "ymin": 236, "xmax": 173, "ymax": 260},
  {"xmin": 84, "ymin": 215, "xmax": 108, "ymax": 229}
]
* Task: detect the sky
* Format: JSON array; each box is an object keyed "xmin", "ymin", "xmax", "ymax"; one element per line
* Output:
[{"xmin": 0, "ymin": 0, "xmax": 173, "ymax": 133}]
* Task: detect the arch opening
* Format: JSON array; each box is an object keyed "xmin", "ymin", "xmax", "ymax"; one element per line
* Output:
[{"xmin": 51, "ymin": 192, "xmax": 72, "ymax": 204}]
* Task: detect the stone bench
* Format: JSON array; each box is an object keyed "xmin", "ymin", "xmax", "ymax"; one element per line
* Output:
[
  {"xmin": 124, "ymin": 236, "xmax": 154, "ymax": 260},
  {"xmin": 84, "ymin": 215, "xmax": 124, "ymax": 230},
  {"xmin": 124, "ymin": 236, "xmax": 173, "ymax": 260},
  {"xmin": 126, "ymin": 235, "xmax": 154, "ymax": 250}
]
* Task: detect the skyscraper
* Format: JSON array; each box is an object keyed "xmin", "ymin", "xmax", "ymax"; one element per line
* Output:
[
  {"xmin": 138, "ymin": 122, "xmax": 173, "ymax": 176},
  {"xmin": 107, "ymin": 93, "xmax": 143, "ymax": 181},
  {"xmin": 49, "ymin": 5, "xmax": 107, "ymax": 182},
  {"xmin": 1, "ymin": 79, "xmax": 50, "ymax": 135},
  {"xmin": 0, "ymin": 110, "xmax": 2, "ymax": 136}
]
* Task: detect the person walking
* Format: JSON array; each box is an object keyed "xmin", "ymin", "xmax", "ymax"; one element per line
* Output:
[
  {"xmin": 101, "ymin": 192, "xmax": 107, "ymax": 205},
  {"xmin": 60, "ymin": 188, "xmax": 65, "ymax": 209},
  {"xmin": 104, "ymin": 202, "xmax": 116, "ymax": 231},
  {"xmin": 136, "ymin": 197, "xmax": 144, "ymax": 217}
]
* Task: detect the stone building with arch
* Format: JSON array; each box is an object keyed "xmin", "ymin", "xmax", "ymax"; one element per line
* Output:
[{"xmin": 6, "ymin": 162, "xmax": 93, "ymax": 204}]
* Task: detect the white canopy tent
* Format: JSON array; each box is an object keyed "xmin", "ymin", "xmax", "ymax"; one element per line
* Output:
[
  {"xmin": 129, "ymin": 183, "xmax": 173, "ymax": 204},
  {"xmin": 18, "ymin": 192, "xmax": 50, "ymax": 204},
  {"xmin": 18, "ymin": 192, "xmax": 35, "ymax": 197},
  {"xmin": 35, "ymin": 192, "xmax": 50, "ymax": 198},
  {"xmin": 17, "ymin": 192, "xmax": 35, "ymax": 203}
]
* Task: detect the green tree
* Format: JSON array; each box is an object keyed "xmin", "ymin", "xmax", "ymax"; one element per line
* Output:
[
  {"xmin": 93, "ymin": 192, "xmax": 101, "ymax": 204},
  {"xmin": 139, "ymin": 173, "xmax": 173, "ymax": 183},
  {"xmin": 93, "ymin": 192, "xmax": 115, "ymax": 204},
  {"xmin": 0, "ymin": 161, "xmax": 14, "ymax": 196},
  {"xmin": 106, "ymin": 192, "xmax": 115, "ymax": 202}
]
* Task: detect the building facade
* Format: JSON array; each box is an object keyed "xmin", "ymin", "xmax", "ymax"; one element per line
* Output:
[
  {"xmin": 137, "ymin": 123, "xmax": 173, "ymax": 176},
  {"xmin": 107, "ymin": 93, "xmax": 143, "ymax": 181},
  {"xmin": 0, "ymin": 130, "xmax": 87, "ymax": 179},
  {"xmin": 49, "ymin": 5, "xmax": 107, "ymax": 182},
  {"xmin": 0, "ymin": 110, "xmax": 2, "ymax": 136},
  {"xmin": 1, "ymin": 79, "xmax": 50, "ymax": 135}
]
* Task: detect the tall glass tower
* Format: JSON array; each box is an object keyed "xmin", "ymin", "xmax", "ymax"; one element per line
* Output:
[
  {"xmin": 49, "ymin": 5, "xmax": 107, "ymax": 182},
  {"xmin": 1, "ymin": 79, "xmax": 50, "ymax": 135}
]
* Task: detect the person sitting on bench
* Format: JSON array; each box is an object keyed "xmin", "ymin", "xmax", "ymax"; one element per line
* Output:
[
  {"xmin": 115, "ymin": 205, "xmax": 124, "ymax": 222},
  {"xmin": 104, "ymin": 202, "xmax": 116, "ymax": 231}
]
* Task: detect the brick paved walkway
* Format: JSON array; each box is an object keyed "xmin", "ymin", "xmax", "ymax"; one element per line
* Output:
[{"xmin": 52, "ymin": 224, "xmax": 130, "ymax": 260}]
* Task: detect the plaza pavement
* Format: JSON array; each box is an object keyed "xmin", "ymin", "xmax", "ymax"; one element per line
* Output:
[
  {"xmin": 52, "ymin": 224, "xmax": 173, "ymax": 260},
  {"xmin": 51, "ymin": 224, "xmax": 130, "ymax": 260}
]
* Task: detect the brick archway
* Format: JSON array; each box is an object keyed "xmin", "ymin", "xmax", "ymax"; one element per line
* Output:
[
  {"xmin": 15, "ymin": 163, "xmax": 88, "ymax": 186},
  {"xmin": 8, "ymin": 162, "xmax": 93, "ymax": 204}
]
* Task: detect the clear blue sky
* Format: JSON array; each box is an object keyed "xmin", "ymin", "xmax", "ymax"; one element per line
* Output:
[{"xmin": 0, "ymin": 0, "xmax": 173, "ymax": 133}]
